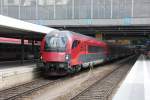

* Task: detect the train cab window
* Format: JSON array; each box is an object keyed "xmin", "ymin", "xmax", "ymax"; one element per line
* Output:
[{"xmin": 72, "ymin": 40, "xmax": 80, "ymax": 49}]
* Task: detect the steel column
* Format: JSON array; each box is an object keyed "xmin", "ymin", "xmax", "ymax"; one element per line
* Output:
[
  {"xmin": 91, "ymin": 0, "xmax": 93, "ymax": 19},
  {"xmin": 72, "ymin": 0, "xmax": 74, "ymax": 19},
  {"xmin": 32, "ymin": 40, "xmax": 35, "ymax": 62},
  {"xmin": 131, "ymin": 0, "xmax": 134, "ymax": 17},
  {"xmin": 54, "ymin": 0, "xmax": 56, "ymax": 19},
  {"xmin": 1, "ymin": 0, "xmax": 3, "ymax": 14},
  {"xmin": 21, "ymin": 37, "xmax": 24, "ymax": 64},
  {"xmin": 36, "ymin": 0, "xmax": 38, "ymax": 20},
  {"xmin": 18, "ymin": 0, "xmax": 21, "ymax": 19},
  {"xmin": 110, "ymin": 0, "xmax": 113, "ymax": 18}
]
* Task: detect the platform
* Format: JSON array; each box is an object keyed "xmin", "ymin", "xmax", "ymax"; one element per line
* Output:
[
  {"xmin": 0, "ymin": 60, "xmax": 35, "ymax": 68},
  {"xmin": 113, "ymin": 55, "xmax": 150, "ymax": 100},
  {"xmin": 0, "ymin": 62, "xmax": 39, "ymax": 90}
]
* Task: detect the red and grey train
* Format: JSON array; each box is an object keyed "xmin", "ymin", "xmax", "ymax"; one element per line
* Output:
[{"xmin": 40, "ymin": 30, "xmax": 133, "ymax": 76}]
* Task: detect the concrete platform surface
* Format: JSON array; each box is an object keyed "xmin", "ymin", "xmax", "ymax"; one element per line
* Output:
[
  {"xmin": 0, "ymin": 64, "xmax": 36, "ymax": 77},
  {"xmin": 0, "ymin": 64, "xmax": 38, "ymax": 90},
  {"xmin": 113, "ymin": 55, "xmax": 150, "ymax": 100},
  {"xmin": 0, "ymin": 60, "xmax": 35, "ymax": 69}
]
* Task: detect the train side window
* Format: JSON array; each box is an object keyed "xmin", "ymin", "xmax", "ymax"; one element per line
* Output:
[
  {"xmin": 72, "ymin": 40, "xmax": 80, "ymax": 49},
  {"xmin": 88, "ymin": 45, "xmax": 103, "ymax": 53}
]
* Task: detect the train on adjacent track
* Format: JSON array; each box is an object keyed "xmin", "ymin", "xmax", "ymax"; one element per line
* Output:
[
  {"xmin": 0, "ymin": 37, "xmax": 40, "ymax": 61},
  {"xmin": 40, "ymin": 30, "xmax": 134, "ymax": 76}
]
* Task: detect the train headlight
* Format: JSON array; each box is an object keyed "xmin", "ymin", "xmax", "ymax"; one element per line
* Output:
[
  {"xmin": 66, "ymin": 55, "xmax": 69, "ymax": 60},
  {"xmin": 65, "ymin": 54, "xmax": 70, "ymax": 60}
]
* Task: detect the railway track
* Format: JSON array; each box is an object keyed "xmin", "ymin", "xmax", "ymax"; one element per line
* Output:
[
  {"xmin": 0, "ymin": 78, "xmax": 60, "ymax": 100},
  {"xmin": 71, "ymin": 56, "xmax": 137, "ymax": 100},
  {"xmin": 0, "ymin": 55, "xmax": 137, "ymax": 100}
]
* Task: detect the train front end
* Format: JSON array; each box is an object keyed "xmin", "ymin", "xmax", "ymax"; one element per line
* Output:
[{"xmin": 40, "ymin": 31, "xmax": 71, "ymax": 76}]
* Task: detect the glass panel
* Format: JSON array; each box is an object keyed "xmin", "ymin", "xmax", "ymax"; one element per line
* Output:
[
  {"xmin": 1, "ymin": 0, "xmax": 150, "ymax": 20},
  {"xmin": 112, "ymin": 0, "xmax": 132, "ymax": 18},
  {"xmin": 20, "ymin": 0, "xmax": 36, "ymax": 20},
  {"xmin": 55, "ymin": 0, "xmax": 72, "ymax": 19},
  {"xmin": 44, "ymin": 31, "xmax": 69, "ymax": 52},
  {"xmin": 134, "ymin": 0, "xmax": 150, "ymax": 18},
  {"xmin": 74, "ymin": 0, "xmax": 91, "ymax": 19},
  {"xmin": 45, "ymin": 36, "xmax": 67, "ymax": 52},
  {"xmin": 112, "ymin": 0, "xmax": 119, "ymax": 18},
  {"xmin": 72, "ymin": 40, "xmax": 80, "ymax": 49},
  {"xmin": 124, "ymin": 0, "xmax": 132, "ymax": 18},
  {"xmin": 88, "ymin": 45, "xmax": 103, "ymax": 53},
  {"xmin": 6, "ymin": 0, "xmax": 20, "ymax": 18},
  {"xmin": 8, "ymin": 6, "xmax": 19, "ymax": 18},
  {"xmin": 2, "ymin": 0, "xmax": 8, "ymax": 16},
  {"xmin": 1, "ymin": 0, "xmax": 19, "ymax": 18},
  {"xmin": 93, "ymin": 0, "xmax": 111, "ymax": 19},
  {"xmin": 93, "ymin": 0, "xmax": 104, "ymax": 19},
  {"xmin": 38, "ymin": 0, "xmax": 54, "ymax": 20},
  {"xmin": 74, "ymin": 0, "xmax": 79, "ymax": 19},
  {"xmin": 105, "ymin": 0, "xmax": 111, "ymax": 18}
]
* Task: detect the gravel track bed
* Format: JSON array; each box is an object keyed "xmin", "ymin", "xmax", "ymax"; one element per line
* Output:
[
  {"xmin": 72, "ymin": 56, "xmax": 137, "ymax": 100},
  {"xmin": 0, "ymin": 78, "xmax": 60, "ymax": 100}
]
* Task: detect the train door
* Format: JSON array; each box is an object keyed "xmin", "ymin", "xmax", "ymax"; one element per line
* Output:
[
  {"xmin": 80, "ymin": 41, "xmax": 90, "ymax": 68},
  {"xmin": 71, "ymin": 40, "xmax": 80, "ymax": 65},
  {"xmin": 81, "ymin": 41, "xmax": 87, "ymax": 63}
]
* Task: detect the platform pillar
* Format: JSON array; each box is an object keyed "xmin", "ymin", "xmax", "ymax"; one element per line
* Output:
[
  {"xmin": 21, "ymin": 37, "xmax": 24, "ymax": 64},
  {"xmin": 32, "ymin": 40, "xmax": 35, "ymax": 62}
]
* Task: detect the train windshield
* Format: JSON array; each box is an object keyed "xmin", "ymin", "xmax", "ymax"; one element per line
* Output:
[{"xmin": 44, "ymin": 35, "xmax": 67, "ymax": 52}]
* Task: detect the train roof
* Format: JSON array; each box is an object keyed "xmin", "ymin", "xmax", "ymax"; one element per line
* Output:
[
  {"xmin": 60, "ymin": 30, "xmax": 99, "ymax": 41},
  {"xmin": 66, "ymin": 30, "xmax": 107, "ymax": 45},
  {"xmin": 46, "ymin": 30, "xmax": 107, "ymax": 46}
]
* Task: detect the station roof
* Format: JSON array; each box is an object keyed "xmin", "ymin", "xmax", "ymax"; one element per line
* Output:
[{"xmin": 0, "ymin": 15, "xmax": 57, "ymax": 41}]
